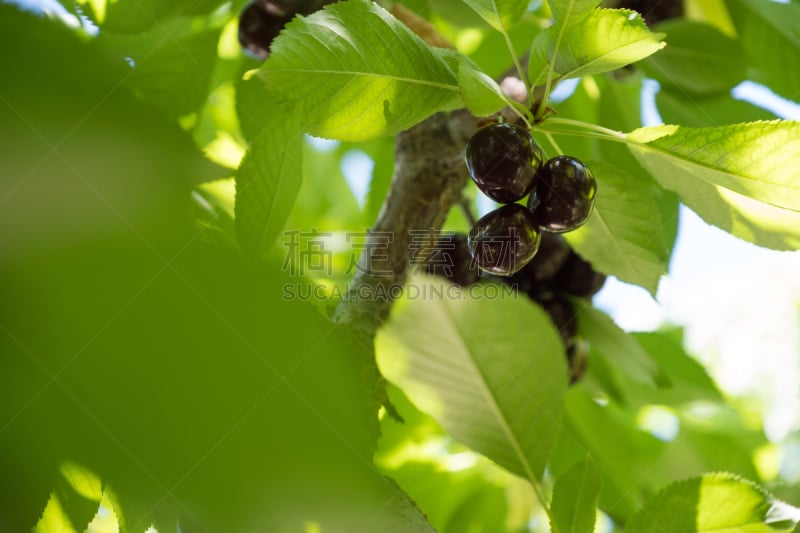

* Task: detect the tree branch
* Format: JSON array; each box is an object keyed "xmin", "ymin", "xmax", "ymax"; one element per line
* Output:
[{"xmin": 333, "ymin": 109, "xmax": 477, "ymax": 332}]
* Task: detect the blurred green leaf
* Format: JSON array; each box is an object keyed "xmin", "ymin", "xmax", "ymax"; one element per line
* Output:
[
  {"xmin": 377, "ymin": 276, "xmax": 568, "ymax": 481},
  {"xmin": 550, "ymin": 456, "xmax": 602, "ymax": 533},
  {"xmin": 453, "ymin": 53, "xmax": 515, "ymax": 117},
  {"xmin": 575, "ymin": 300, "xmax": 668, "ymax": 388},
  {"xmin": 593, "ymin": 73, "xmax": 681, "ymax": 259},
  {"xmin": 377, "ymin": 388, "xmax": 534, "ymax": 533},
  {"xmin": 34, "ymin": 462, "xmax": 103, "ymax": 533},
  {"xmin": 684, "ymin": 0, "xmax": 736, "ymax": 36},
  {"xmin": 257, "ymin": 0, "xmax": 460, "ymax": 141},
  {"xmin": 655, "ymin": 89, "xmax": 777, "ymax": 127},
  {"xmin": 98, "ymin": 17, "xmax": 222, "ymax": 118},
  {"xmin": 648, "ymin": 424, "xmax": 761, "ymax": 489},
  {"xmin": 193, "ymin": 181, "xmax": 239, "ymax": 250},
  {"xmin": 727, "ymin": 0, "xmax": 800, "ymax": 102},
  {"xmin": 462, "ymin": 0, "xmax": 530, "ymax": 31},
  {"xmin": 630, "ymin": 331, "xmax": 722, "ymax": 406},
  {"xmin": 676, "ymin": 177, "xmax": 800, "ymax": 250},
  {"xmin": 596, "ymin": 72, "xmax": 644, "ymax": 165},
  {"xmin": 548, "ymin": 0, "xmax": 600, "ymax": 23},
  {"xmin": 79, "ymin": 0, "xmax": 227, "ymax": 34},
  {"xmin": 468, "ymin": 17, "xmax": 542, "ymax": 79},
  {"xmin": 627, "ymin": 473, "xmax": 800, "ymax": 532},
  {"xmin": 0, "ymin": 6, "xmax": 431, "ymax": 531},
  {"xmin": 551, "ymin": 388, "xmax": 664, "ymax": 523},
  {"xmin": 640, "ymin": 20, "xmax": 746, "ymax": 95},
  {"xmin": 529, "ymin": 9, "xmax": 665, "ymax": 86},
  {"xmin": 234, "ymin": 111, "xmax": 304, "ymax": 258},
  {"xmin": 565, "ymin": 160, "xmax": 670, "ymax": 295}
]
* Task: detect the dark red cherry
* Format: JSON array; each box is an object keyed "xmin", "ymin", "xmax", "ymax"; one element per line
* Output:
[
  {"xmin": 465, "ymin": 123, "xmax": 544, "ymax": 204},
  {"xmin": 555, "ymin": 250, "xmax": 607, "ymax": 298},
  {"xmin": 502, "ymin": 232, "xmax": 571, "ymax": 296},
  {"xmin": 528, "ymin": 156, "xmax": 596, "ymax": 232},
  {"xmin": 467, "ymin": 204, "xmax": 541, "ymax": 276},
  {"xmin": 539, "ymin": 296, "xmax": 578, "ymax": 345}
]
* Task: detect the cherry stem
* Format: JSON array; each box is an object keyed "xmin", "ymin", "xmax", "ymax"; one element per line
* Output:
[
  {"xmin": 542, "ymin": 131, "xmax": 563, "ymax": 156},
  {"xmin": 534, "ymin": 118, "xmax": 639, "ymax": 147},
  {"xmin": 546, "ymin": 117, "xmax": 627, "ymax": 138}
]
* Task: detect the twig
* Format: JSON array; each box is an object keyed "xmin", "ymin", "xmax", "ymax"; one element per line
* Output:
[{"xmin": 333, "ymin": 110, "xmax": 476, "ymax": 332}]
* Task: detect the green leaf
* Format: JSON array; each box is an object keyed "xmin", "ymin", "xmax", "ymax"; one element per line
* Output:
[
  {"xmin": 575, "ymin": 300, "xmax": 668, "ymax": 387},
  {"xmin": 628, "ymin": 121, "xmax": 800, "ymax": 213},
  {"xmin": 455, "ymin": 54, "xmax": 515, "ymax": 117},
  {"xmin": 727, "ymin": 0, "xmax": 800, "ymax": 101},
  {"xmin": 550, "ymin": 456, "xmax": 602, "ymax": 533},
  {"xmin": 547, "ymin": 0, "xmax": 601, "ymax": 23},
  {"xmin": 593, "ymin": 73, "xmax": 681, "ymax": 259},
  {"xmin": 656, "ymin": 89, "xmax": 778, "ymax": 127},
  {"xmin": 627, "ymin": 473, "xmax": 800, "ymax": 532},
  {"xmin": 680, "ymin": 174, "xmax": 800, "ymax": 250},
  {"xmin": 377, "ymin": 387, "xmax": 535, "ymax": 533},
  {"xmin": 549, "ymin": 77, "xmax": 601, "ymax": 159},
  {"xmin": 461, "ymin": 0, "xmax": 530, "ymax": 31},
  {"xmin": 629, "ymin": 331, "xmax": 723, "ymax": 406},
  {"xmin": 639, "ymin": 20, "xmax": 746, "ymax": 95},
  {"xmin": 551, "ymin": 388, "xmax": 664, "ymax": 523},
  {"xmin": 684, "ymin": 0, "xmax": 737, "ymax": 36},
  {"xmin": 376, "ymin": 276, "xmax": 568, "ymax": 481},
  {"xmin": 81, "ymin": 0, "xmax": 226, "ymax": 33},
  {"xmin": 34, "ymin": 462, "xmax": 104, "ymax": 533},
  {"xmin": 468, "ymin": 16, "xmax": 542, "ymax": 79},
  {"xmin": 529, "ymin": 9, "xmax": 665, "ymax": 86},
  {"xmin": 234, "ymin": 112, "xmax": 304, "ymax": 258},
  {"xmin": 98, "ymin": 17, "xmax": 222, "ymax": 118},
  {"xmin": 258, "ymin": 0, "xmax": 460, "ymax": 141},
  {"xmin": 564, "ymin": 160, "xmax": 669, "ymax": 295}
]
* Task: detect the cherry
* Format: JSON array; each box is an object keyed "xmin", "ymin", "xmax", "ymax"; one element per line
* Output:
[
  {"xmin": 539, "ymin": 296, "xmax": 577, "ymax": 345},
  {"xmin": 528, "ymin": 156, "xmax": 596, "ymax": 232},
  {"xmin": 465, "ymin": 123, "xmax": 544, "ymax": 204},
  {"xmin": 425, "ymin": 233, "xmax": 480, "ymax": 287},
  {"xmin": 502, "ymin": 232, "xmax": 571, "ymax": 296},
  {"xmin": 238, "ymin": 0, "xmax": 295, "ymax": 60},
  {"xmin": 555, "ymin": 250, "xmax": 607, "ymax": 298},
  {"xmin": 467, "ymin": 204, "xmax": 541, "ymax": 276}
]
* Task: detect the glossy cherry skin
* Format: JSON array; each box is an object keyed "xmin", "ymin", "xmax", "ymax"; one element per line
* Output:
[
  {"xmin": 465, "ymin": 123, "xmax": 544, "ymax": 204},
  {"xmin": 528, "ymin": 156, "xmax": 597, "ymax": 232},
  {"xmin": 467, "ymin": 204, "xmax": 541, "ymax": 276},
  {"xmin": 425, "ymin": 233, "xmax": 480, "ymax": 287}
]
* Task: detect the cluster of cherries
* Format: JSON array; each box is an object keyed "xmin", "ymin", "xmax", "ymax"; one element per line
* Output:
[
  {"xmin": 464, "ymin": 122, "xmax": 597, "ymax": 276},
  {"xmin": 427, "ymin": 123, "xmax": 603, "ymax": 383}
]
